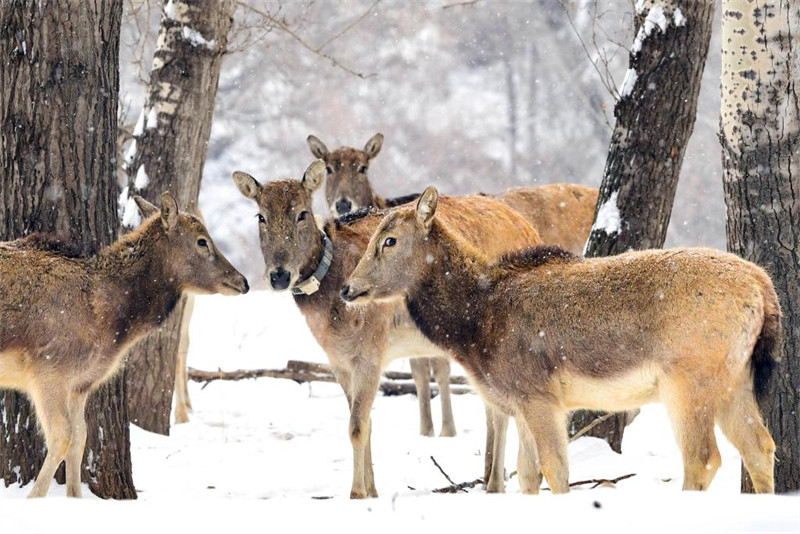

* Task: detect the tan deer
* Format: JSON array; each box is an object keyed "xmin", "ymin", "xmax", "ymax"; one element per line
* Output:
[
  {"xmin": 173, "ymin": 293, "xmax": 195, "ymax": 424},
  {"xmin": 0, "ymin": 193, "xmax": 249, "ymax": 498},
  {"xmin": 233, "ymin": 161, "xmax": 544, "ymax": 498},
  {"xmin": 307, "ymin": 134, "xmax": 599, "ymax": 488},
  {"xmin": 343, "ymin": 187, "xmax": 779, "ymax": 494}
]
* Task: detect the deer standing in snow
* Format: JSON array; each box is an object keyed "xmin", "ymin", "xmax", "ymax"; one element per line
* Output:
[
  {"xmin": 234, "ymin": 161, "xmax": 545, "ymax": 498},
  {"xmin": 0, "ymin": 193, "xmax": 248, "ymax": 498},
  {"xmin": 343, "ymin": 187, "xmax": 778, "ymax": 494},
  {"xmin": 308, "ymin": 133, "xmax": 599, "ymax": 488}
]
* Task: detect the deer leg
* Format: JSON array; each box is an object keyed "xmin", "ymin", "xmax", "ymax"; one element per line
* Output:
[
  {"xmin": 516, "ymin": 417, "xmax": 542, "ymax": 494},
  {"xmin": 716, "ymin": 381, "xmax": 775, "ymax": 493},
  {"xmin": 27, "ymin": 385, "xmax": 72, "ymax": 498},
  {"xmin": 663, "ymin": 380, "xmax": 721, "ymax": 491},
  {"xmin": 520, "ymin": 400, "xmax": 569, "ymax": 494},
  {"xmin": 174, "ymin": 295, "xmax": 194, "ymax": 424},
  {"xmin": 340, "ymin": 361, "xmax": 380, "ymax": 499},
  {"xmin": 364, "ymin": 418, "xmax": 378, "ymax": 498},
  {"xmin": 65, "ymin": 390, "xmax": 89, "ymax": 498},
  {"xmin": 409, "ymin": 358, "xmax": 434, "ymax": 437},
  {"xmin": 483, "ymin": 403, "xmax": 495, "ymax": 484},
  {"xmin": 431, "ymin": 357, "xmax": 456, "ymax": 437},
  {"xmin": 485, "ymin": 405, "xmax": 509, "ymax": 493}
]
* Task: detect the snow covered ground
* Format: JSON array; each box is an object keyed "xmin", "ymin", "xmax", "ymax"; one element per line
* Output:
[{"xmin": 2, "ymin": 291, "xmax": 799, "ymax": 533}]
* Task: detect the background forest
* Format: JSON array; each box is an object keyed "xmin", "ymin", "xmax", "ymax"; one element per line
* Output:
[{"xmin": 121, "ymin": 0, "xmax": 725, "ymax": 282}]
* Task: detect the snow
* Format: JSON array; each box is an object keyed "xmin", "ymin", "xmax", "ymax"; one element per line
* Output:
[
  {"xmin": 619, "ymin": 68, "xmax": 638, "ymax": 98},
  {"xmin": 673, "ymin": 7, "xmax": 686, "ymax": 27},
  {"xmin": 591, "ymin": 190, "xmax": 622, "ymax": 236},
  {"xmin": 632, "ymin": 4, "xmax": 669, "ymax": 55},
  {"xmin": 145, "ymin": 108, "xmax": 158, "ymax": 130},
  {"xmin": 121, "ymin": 195, "xmax": 142, "ymax": 228},
  {"xmin": 132, "ymin": 110, "xmax": 145, "ymax": 137},
  {"xmin": 1, "ymin": 292, "xmax": 798, "ymax": 533},
  {"xmin": 134, "ymin": 165, "xmax": 149, "ymax": 190},
  {"xmin": 182, "ymin": 26, "xmax": 216, "ymax": 51},
  {"xmin": 123, "ymin": 139, "xmax": 137, "ymax": 168}
]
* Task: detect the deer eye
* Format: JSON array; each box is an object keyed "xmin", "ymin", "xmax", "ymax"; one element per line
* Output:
[
  {"xmin": 383, "ymin": 237, "xmax": 396, "ymax": 248},
  {"xmin": 197, "ymin": 238, "xmax": 208, "ymax": 248},
  {"xmin": 358, "ymin": 165, "xmax": 368, "ymax": 174},
  {"xmin": 297, "ymin": 211, "xmax": 309, "ymax": 222},
  {"xmin": 256, "ymin": 213, "xmax": 266, "ymax": 224},
  {"xmin": 326, "ymin": 166, "xmax": 334, "ymax": 175}
]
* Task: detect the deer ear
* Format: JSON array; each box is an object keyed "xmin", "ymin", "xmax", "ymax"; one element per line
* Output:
[
  {"xmin": 416, "ymin": 186, "xmax": 439, "ymax": 232},
  {"xmin": 364, "ymin": 133, "xmax": 383, "ymax": 159},
  {"xmin": 306, "ymin": 135, "xmax": 329, "ymax": 159},
  {"xmin": 233, "ymin": 171, "xmax": 262, "ymax": 200},
  {"xmin": 302, "ymin": 159, "xmax": 326, "ymax": 193},
  {"xmin": 160, "ymin": 191, "xmax": 179, "ymax": 230},
  {"xmin": 133, "ymin": 196, "xmax": 159, "ymax": 219}
]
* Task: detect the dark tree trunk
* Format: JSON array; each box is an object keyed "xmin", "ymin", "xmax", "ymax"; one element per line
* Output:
[
  {"xmin": 0, "ymin": 0, "xmax": 135, "ymax": 499},
  {"xmin": 720, "ymin": 0, "xmax": 799, "ymax": 494},
  {"xmin": 122, "ymin": 0, "xmax": 234, "ymax": 435},
  {"xmin": 570, "ymin": 0, "xmax": 715, "ymax": 453}
]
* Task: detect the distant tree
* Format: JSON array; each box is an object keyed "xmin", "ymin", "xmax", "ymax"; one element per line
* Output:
[
  {"xmin": 720, "ymin": 0, "xmax": 799, "ymax": 494},
  {"xmin": 121, "ymin": 0, "xmax": 235, "ymax": 434},
  {"xmin": 0, "ymin": 1, "xmax": 135, "ymax": 498},
  {"xmin": 570, "ymin": 0, "xmax": 715, "ymax": 452}
]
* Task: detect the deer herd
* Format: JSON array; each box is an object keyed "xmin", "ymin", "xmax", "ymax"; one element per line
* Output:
[{"xmin": 0, "ymin": 134, "xmax": 780, "ymax": 499}]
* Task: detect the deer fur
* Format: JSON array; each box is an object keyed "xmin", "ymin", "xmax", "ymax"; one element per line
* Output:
[
  {"xmin": 0, "ymin": 193, "xmax": 248, "ymax": 498},
  {"xmin": 307, "ymin": 134, "xmax": 599, "ymax": 479},
  {"xmin": 233, "ymin": 161, "xmax": 543, "ymax": 498},
  {"xmin": 343, "ymin": 187, "xmax": 779, "ymax": 494}
]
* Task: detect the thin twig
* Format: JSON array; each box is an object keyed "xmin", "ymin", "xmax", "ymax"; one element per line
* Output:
[
  {"xmin": 235, "ymin": 1, "xmax": 377, "ymax": 79},
  {"xmin": 430, "ymin": 456, "xmax": 466, "ymax": 492},
  {"xmin": 442, "ymin": 0, "xmax": 480, "ymax": 9},
  {"xmin": 433, "ymin": 472, "xmax": 636, "ymax": 494},
  {"xmin": 569, "ymin": 412, "xmax": 616, "ymax": 442},
  {"xmin": 317, "ymin": 0, "xmax": 380, "ymax": 51}
]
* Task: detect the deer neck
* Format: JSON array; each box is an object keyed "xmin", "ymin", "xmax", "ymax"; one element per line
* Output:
[
  {"xmin": 96, "ymin": 219, "xmax": 182, "ymax": 347},
  {"xmin": 405, "ymin": 224, "xmax": 491, "ymax": 359}
]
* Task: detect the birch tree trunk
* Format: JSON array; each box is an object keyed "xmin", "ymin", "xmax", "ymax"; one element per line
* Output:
[
  {"xmin": 720, "ymin": 0, "xmax": 799, "ymax": 494},
  {"xmin": 121, "ymin": 0, "xmax": 234, "ymax": 435},
  {"xmin": 569, "ymin": 0, "xmax": 715, "ymax": 453},
  {"xmin": 0, "ymin": 0, "xmax": 135, "ymax": 498}
]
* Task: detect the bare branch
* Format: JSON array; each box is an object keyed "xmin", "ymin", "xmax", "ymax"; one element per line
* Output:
[
  {"xmin": 442, "ymin": 0, "xmax": 480, "ymax": 9},
  {"xmin": 234, "ymin": 1, "xmax": 378, "ymax": 79},
  {"xmin": 570, "ymin": 411, "xmax": 616, "ymax": 442}
]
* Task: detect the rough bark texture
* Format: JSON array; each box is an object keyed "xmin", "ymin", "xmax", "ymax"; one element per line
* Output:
[
  {"xmin": 570, "ymin": 0, "xmax": 715, "ymax": 453},
  {"xmin": 122, "ymin": 0, "xmax": 234, "ymax": 435},
  {"xmin": 0, "ymin": 0, "xmax": 135, "ymax": 498},
  {"xmin": 720, "ymin": 0, "xmax": 799, "ymax": 494}
]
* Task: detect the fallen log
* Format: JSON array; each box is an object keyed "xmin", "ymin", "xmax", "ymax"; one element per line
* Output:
[{"xmin": 187, "ymin": 361, "xmax": 474, "ymax": 396}]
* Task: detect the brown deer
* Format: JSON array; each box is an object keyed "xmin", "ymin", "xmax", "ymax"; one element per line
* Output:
[
  {"xmin": 233, "ymin": 161, "xmax": 544, "ymax": 498},
  {"xmin": 308, "ymin": 133, "xmax": 455, "ymax": 438},
  {"xmin": 307, "ymin": 134, "xmax": 599, "ymax": 453},
  {"xmin": 0, "ymin": 193, "xmax": 249, "ymax": 498},
  {"xmin": 343, "ymin": 187, "xmax": 779, "ymax": 494}
]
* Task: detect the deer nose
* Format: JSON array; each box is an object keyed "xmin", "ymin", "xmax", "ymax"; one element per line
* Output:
[
  {"xmin": 335, "ymin": 198, "xmax": 352, "ymax": 216},
  {"xmin": 269, "ymin": 267, "xmax": 291, "ymax": 290}
]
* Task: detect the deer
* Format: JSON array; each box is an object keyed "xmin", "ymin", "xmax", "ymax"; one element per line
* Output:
[
  {"xmin": 0, "ymin": 193, "xmax": 249, "ymax": 498},
  {"xmin": 233, "ymin": 160, "xmax": 546, "ymax": 498},
  {"xmin": 342, "ymin": 186, "xmax": 779, "ymax": 494},
  {"xmin": 307, "ymin": 133, "xmax": 599, "ymax": 488}
]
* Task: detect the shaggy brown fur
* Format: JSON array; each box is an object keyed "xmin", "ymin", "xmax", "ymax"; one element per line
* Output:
[
  {"xmin": 344, "ymin": 187, "xmax": 780, "ymax": 495},
  {"xmin": 0, "ymin": 193, "xmax": 248, "ymax": 498},
  {"xmin": 233, "ymin": 162, "xmax": 542, "ymax": 498}
]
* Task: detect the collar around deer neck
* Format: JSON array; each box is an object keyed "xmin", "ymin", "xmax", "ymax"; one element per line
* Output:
[{"xmin": 291, "ymin": 232, "xmax": 334, "ymax": 296}]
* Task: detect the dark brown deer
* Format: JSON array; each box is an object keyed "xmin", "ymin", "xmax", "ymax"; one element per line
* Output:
[
  {"xmin": 307, "ymin": 134, "xmax": 599, "ymax": 454},
  {"xmin": 0, "ymin": 193, "xmax": 248, "ymax": 498},
  {"xmin": 233, "ymin": 161, "xmax": 543, "ymax": 498},
  {"xmin": 343, "ymin": 187, "xmax": 779, "ymax": 494}
]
